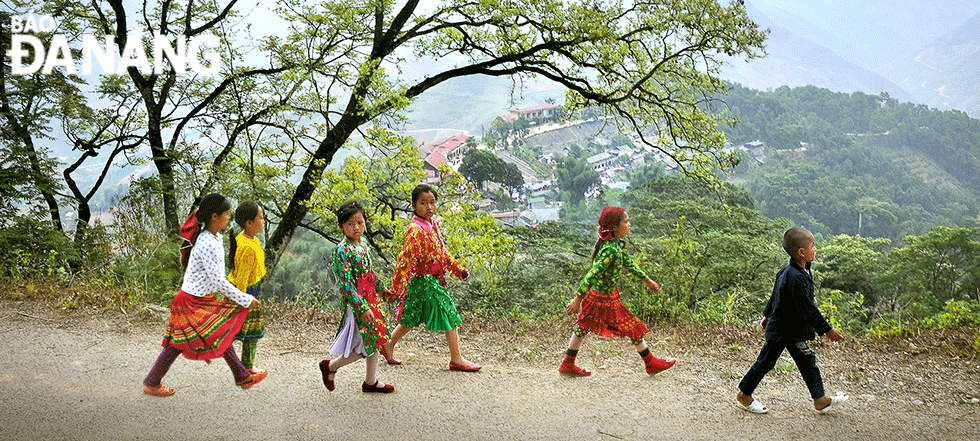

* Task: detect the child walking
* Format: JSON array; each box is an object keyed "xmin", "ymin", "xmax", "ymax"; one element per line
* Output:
[
  {"xmin": 319, "ymin": 200, "xmax": 396, "ymax": 393},
  {"xmin": 228, "ymin": 200, "xmax": 267, "ymax": 376},
  {"xmin": 142, "ymin": 193, "xmax": 266, "ymax": 396},
  {"xmin": 735, "ymin": 227, "xmax": 847, "ymax": 414},
  {"xmin": 383, "ymin": 184, "xmax": 481, "ymax": 372},
  {"xmin": 560, "ymin": 206, "xmax": 675, "ymax": 376}
]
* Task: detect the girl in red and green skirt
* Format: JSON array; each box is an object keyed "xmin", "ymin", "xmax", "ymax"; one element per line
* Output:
[
  {"xmin": 560, "ymin": 206, "xmax": 676, "ymax": 377},
  {"xmin": 142, "ymin": 193, "xmax": 266, "ymax": 396}
]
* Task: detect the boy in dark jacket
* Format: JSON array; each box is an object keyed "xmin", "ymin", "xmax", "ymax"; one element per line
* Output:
[{"xmin": 736, "ymin": 227, "xmax": 848, "ymax": 414}]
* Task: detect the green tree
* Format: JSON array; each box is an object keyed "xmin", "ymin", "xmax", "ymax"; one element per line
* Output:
[
  {"xmin": 814, "ymin": 234, "xmax": 890, "ymax": 306},
  {"xmin": 553, "ymin": 154, "xmax": 599, "ymax": 206},
  {"xmin": 262, "ymin": 0, "xmax": 767, "ymax": 277},
  {"xmin": 884, "ymin": 227, "xmax": 980, "ymax": 315},
  {"xmin": 460, "ymin": 149, "xmax": 502, "ymax": 191}
]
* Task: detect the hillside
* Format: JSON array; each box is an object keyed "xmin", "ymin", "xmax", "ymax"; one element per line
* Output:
[{"xmin": 720, "ymin": 84, "xmax": 980, "ymax": 241}]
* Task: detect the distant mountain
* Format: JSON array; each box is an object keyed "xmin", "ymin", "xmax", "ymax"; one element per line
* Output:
[
  {"xmin": 883, "ymin": 12, "xmax": 980, "ymax": 117},
  {"xmin": 721, "ymin": 2, "xmax": 915, "ymax": 103},
  {"xmin": 724, "ymin": 1, "xmax": 980, "ymax": 118}
]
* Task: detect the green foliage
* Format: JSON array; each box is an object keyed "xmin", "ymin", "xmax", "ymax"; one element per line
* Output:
[
  {"xmin": 553, "ymin": 154, "xmax": 600, "ymax": 206},
  {"xmin": 922, "ymin": 300, "xmax": 980, "ymax": 329},
  {"xmin": 623, "ymin": 175, "xmax": 788, "ymax": 323},
  {"xmin": 0, "ymin": 214, "xmax": 74, "ymax": 280},
  {"xmin": 818, "ymin": 289, "xmax": 869, "ymax": 335},
  {"xmin": 882, "ymin": 227, "xmax": 980, "ymax": 316},
  {"xmin": 460, "ymin": 149, "xmax": 523, "ymax": 192}
]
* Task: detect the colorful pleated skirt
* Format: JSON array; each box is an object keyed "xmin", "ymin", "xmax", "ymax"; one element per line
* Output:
[
  {"xmin": 330, "ymin": 273, "xmax": 390, "ymax": 357},
  {"xmin": 397, "ymin": 274, "xmax": 462, "ymax": 331},
  {"xmin": 575, "ymin": 288, "xmax": 648, "ymax": 341},
  {"xmin": 161, "ymin": 290, "xmax": 248, "ymax": 360},
  {"xmin": 235, "ymin": 284, "xmax": 264, "ymax": 341}
]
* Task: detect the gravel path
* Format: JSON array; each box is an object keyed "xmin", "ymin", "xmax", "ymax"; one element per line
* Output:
[{"xmin": 2, "ymin": 299, "xmax": 978, "ymax": 440}]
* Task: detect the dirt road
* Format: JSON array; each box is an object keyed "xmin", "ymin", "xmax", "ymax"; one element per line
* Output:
[{"xmin": 1, "ymin": 299, "xmax": 978, "ymax": 440}]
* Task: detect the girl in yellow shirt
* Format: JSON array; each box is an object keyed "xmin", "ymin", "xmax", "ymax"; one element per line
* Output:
[{"xmin": 228, "ymin": 200, "xmax": 267, "ymax": 375}]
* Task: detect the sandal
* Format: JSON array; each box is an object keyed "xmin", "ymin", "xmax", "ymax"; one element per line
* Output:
[
  {"xmin": 236, "ymin": 370, "xmax": 268, "ymax": 389},
  {"xmin": 816, "ymin": 395, "xmax": 848, "ymax": 413},
  {"xmin": 319, "ymin": 359, "xmax": 337, "ymax": 391},
  {"xmin": 142, "ymin": 384, "xmax": 176, "ymax": 397},
  {"xmin": 738, "ymin": 399, "xmax": 769, "ymax": 414}
]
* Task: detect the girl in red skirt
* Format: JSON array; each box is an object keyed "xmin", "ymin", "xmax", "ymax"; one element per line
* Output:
[
  {"xmin": 142, "ymin": 193, "xmax": 265, "ymax": 396},
  {"xmin": 560, "ymin": 206, "xmax": 676, "ymax": 376}
]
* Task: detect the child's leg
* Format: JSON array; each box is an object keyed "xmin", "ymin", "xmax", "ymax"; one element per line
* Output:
[
  {"xmin": 384, "ymin": 324, "xmax": 412, "ymax": 358},
  {"xmin": 634, "ymin": 338, "xmax": 676, "ymax": 374},
  {"xmin": 328, "ymin": 353, "xmax": 360, "ymax": 373},
  {"xmin": 222, "ymin": 346, "xmax": 251, "ymax": 384},
  {"xmin": 737, "ymin": 340, "xmax": 786, "ymax": 399},
  {"xmin": 144, "ymin": 345, "xmax": 181, "ymax": 387},
  {"xmin": 445, "ymin": 328, "xmax": 479, "ymax": 369},
  {"xmin": 784, "ymin": 341, "xmax": 831, "ymax": 408},
  {"xmin": 559, "ymin": 329, "xmax": 590, "ymax": 376},
  {"xmin": 241, "ymin": 339, "xmax": 258, "ymax": 370}
]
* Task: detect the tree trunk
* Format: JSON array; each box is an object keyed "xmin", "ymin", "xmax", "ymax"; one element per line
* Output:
[{"xmin": 263, "ymin": 116, "xmax": 361, "ymax": 283}]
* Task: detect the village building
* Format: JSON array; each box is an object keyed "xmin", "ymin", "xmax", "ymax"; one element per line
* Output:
[{"xmin": 504, "ymin": 103, "xmax": 559, "ymax": 123}]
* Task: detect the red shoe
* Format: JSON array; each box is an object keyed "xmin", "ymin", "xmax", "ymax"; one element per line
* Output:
[
  {"xmin": 361, "ymin": 380, "xmax": 395, "ymax": 393},
  {"xmin": 319, "ymin": 359, "xmax": 337, "ymax": 391},
  {"xmin": 379, "ymin": 345, "xmax": 402, "ymax": 365},
  {"xmin": 643, "ymin": 353, "xmax": 676, "ymax": 375},
  {"xmin": 449, "ymin": 361, "xmax": 481, "ymax": 372},
  {"xmin": 248, "ymin": 368, "xmax": 268, "ymax": 376},
  {"xmin": 237, "ymin": 369, "xmax": 268, "ymax": 389},
  {"xmin": 559, "ymin": 361, "xmax": 592, "ymax": 376}
]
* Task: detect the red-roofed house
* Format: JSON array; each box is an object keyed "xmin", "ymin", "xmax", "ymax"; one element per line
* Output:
[{"xmin": 421, "ymin": 134, "xmax": 470, "ymax": 173}]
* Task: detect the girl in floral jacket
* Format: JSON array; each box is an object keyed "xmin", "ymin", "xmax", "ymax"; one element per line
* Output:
[
  {"xmin": 319, "ymin": 200, "xmax": 395, "ymax": 393},
  {"xmin": 382, "ymin": 184, "xmax": 481, "ymax": 372}
]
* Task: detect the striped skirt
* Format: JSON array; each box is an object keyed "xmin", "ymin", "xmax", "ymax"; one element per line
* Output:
[
  {"xmin": 161, "ymin": 290, "xmax": 248, "ymax": 360},
  {"xmin": 575, "ymin": 288, "xmax": 648, "ymax": 341},
  {"xmin": 235, "ymin": 284, "xmax": 264, "ymax": 341}
]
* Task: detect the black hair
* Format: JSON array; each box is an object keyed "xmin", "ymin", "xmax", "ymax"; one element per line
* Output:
[
  {"xmin": 182, "ymin": 193, "xmax": 231, "ymax": 269},
  {"xmin": 336, "ymin": 200, "xmax": 367, "ymax": 227},
  {"xmin": 229, "ymin": 200, "xmax": 261, "ymax": 269},
  {"xmin": 782, "ymin": 227, "xmax": 813, "ymax": 256},
  {"xmin": 411, "ymin": 184, "xmax": 438, "ymax": 205}
]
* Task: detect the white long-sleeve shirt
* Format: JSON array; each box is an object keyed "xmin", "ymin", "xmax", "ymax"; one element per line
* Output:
[{"xmin": 180, "ymin": 231, "xmax": 255, "ymax": 308}]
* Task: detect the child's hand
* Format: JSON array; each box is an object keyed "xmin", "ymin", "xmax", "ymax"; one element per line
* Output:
[
  {"xmin": 566, "ymin": 296, "xmax": 582, "ymax": 315},
  {"xmin": 760, "ymin": 317, "xmax": 768, "ymax": 330},
  {"xmin": 361, "ymin": 309, "xmax": 374, "ymax": 324},
  {"xmin": 460, "ymin": 269, "xmax": 470, "ymax": 281},
  {"xmin": 644, "ymin": 278, "xmax": 660, "ymax": 293},
  {"xmin": 247, "ymin": 298, "xmax": 261, "ymax": 309},
  {"xmin": 381, "ymin": 288, "xmax": 397, "ymax": 303},
  {"xmin": 826, "ymin": 328, "xmax": 844, "ymax": 342}
]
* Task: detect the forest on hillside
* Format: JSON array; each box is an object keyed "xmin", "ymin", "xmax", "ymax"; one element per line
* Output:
[{"xmin": 717, "ymin": 84, "xmax": 980, "ymax": 243}]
